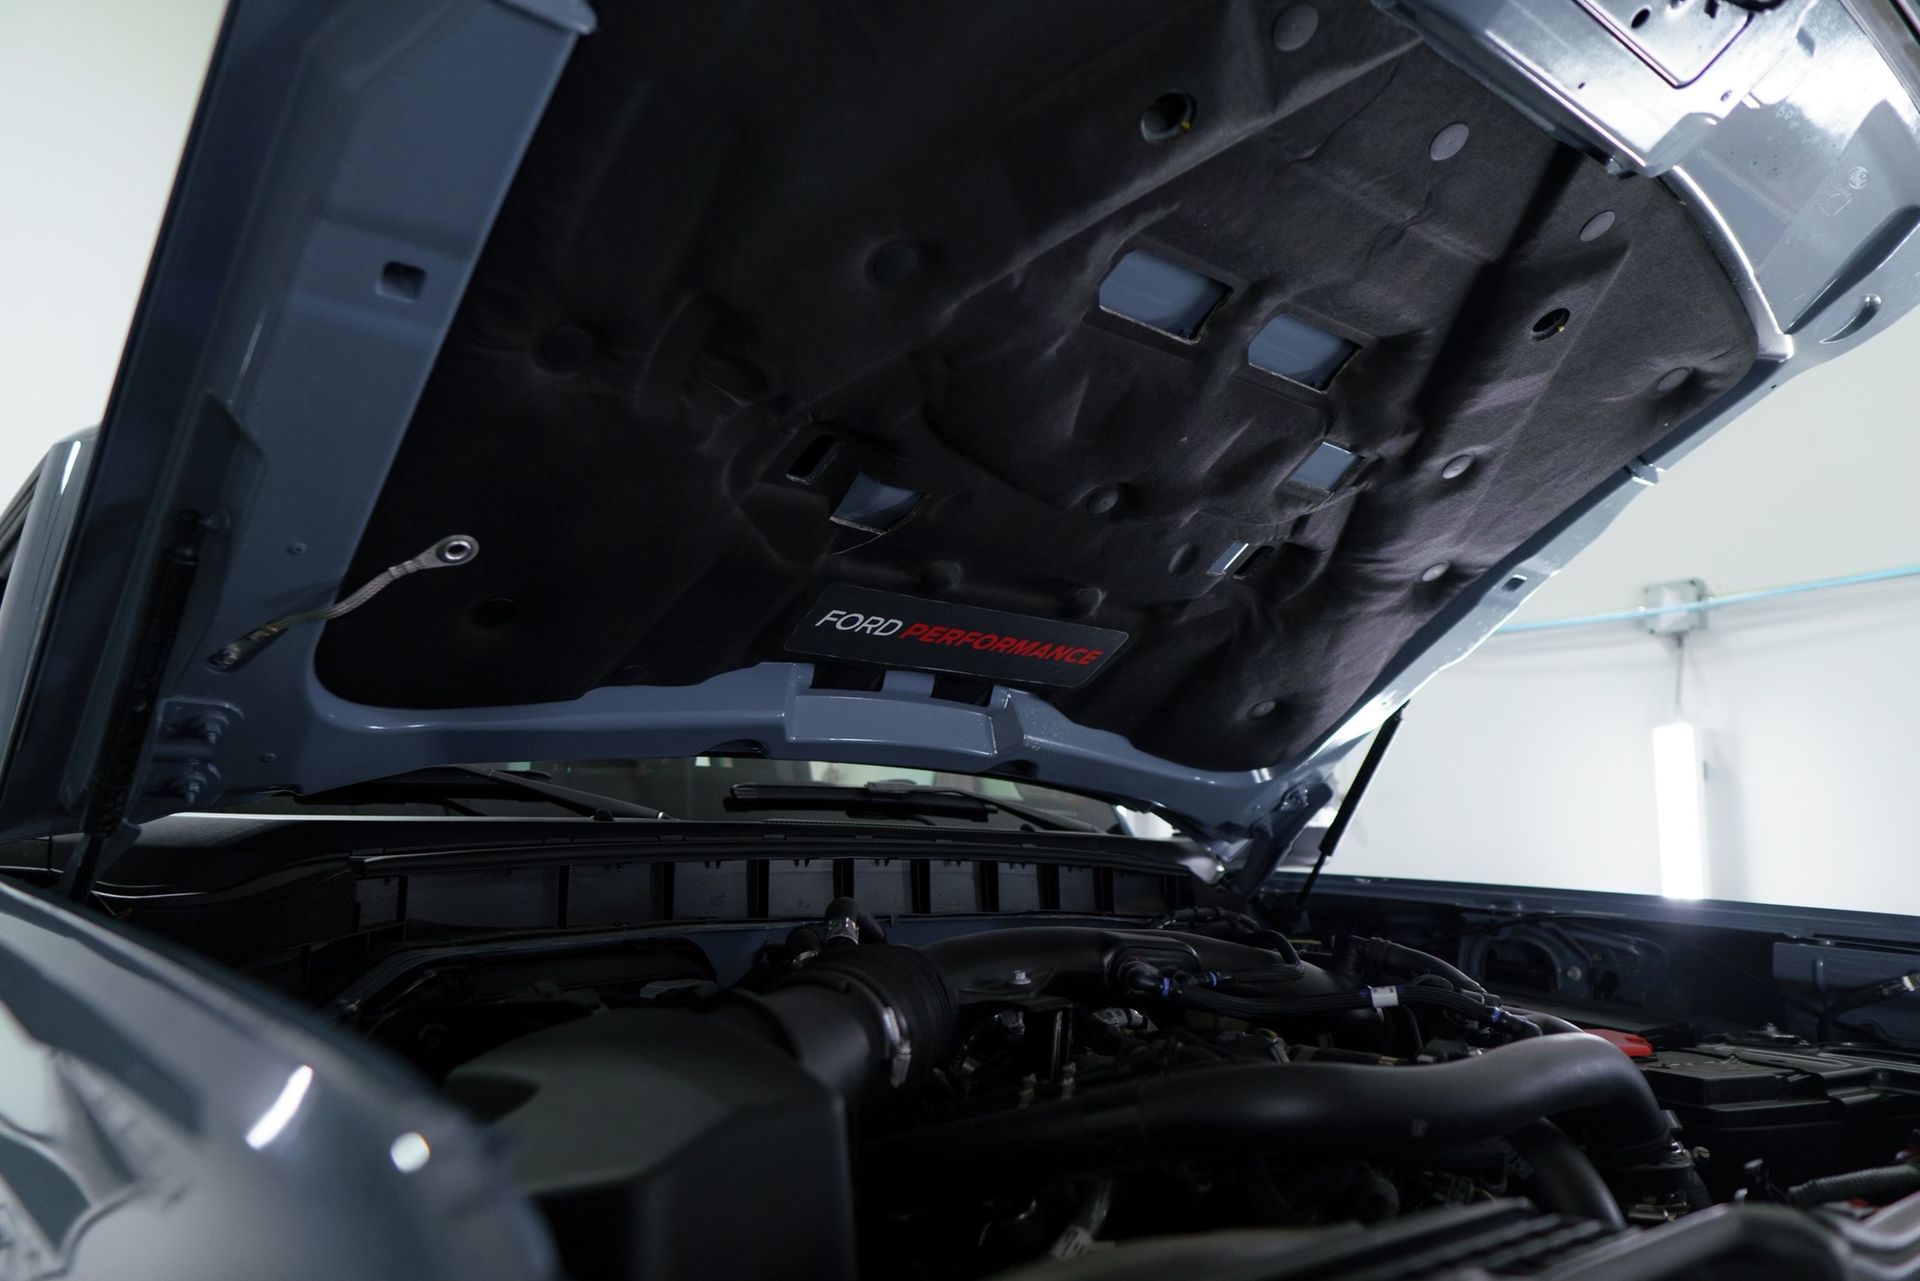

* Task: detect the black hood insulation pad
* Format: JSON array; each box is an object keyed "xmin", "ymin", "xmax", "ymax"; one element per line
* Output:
[{"xmin": 316, "ymin": 0, "xmax": 1756, "ymax": 772}]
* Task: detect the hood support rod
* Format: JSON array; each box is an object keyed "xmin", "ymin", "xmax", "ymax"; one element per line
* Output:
[
  {"xmin": 59, "ymin": 511, "xmax": 210, "ymax": 902},
  {"xmin": 1283, "ymin": 702, "xmax": 1406, "ymax": 927}
]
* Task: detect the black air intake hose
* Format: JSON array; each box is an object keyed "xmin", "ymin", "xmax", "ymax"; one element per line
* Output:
[
  {"xmin": 1164, "ymin": 980, "xmax": 1541, "ymax": 1037},
  {"xmin": 1787, "ymin": 1162, "xmax": 1920, "ymax": 1208},
  {"xmin": 821, "ymin": 895, "xmax": 888, "ymax": 945},
  {"xmin": 864, "ymin": 1033, "xmax": 1670, "ymax": 1187},
  {"xmin": 1509, "ymin": 1119, "xmax": 1627, "ymax": 1229},
  {"xmin": 717, "ymin": 943, "xmax": 956, "ymax": 1106}
]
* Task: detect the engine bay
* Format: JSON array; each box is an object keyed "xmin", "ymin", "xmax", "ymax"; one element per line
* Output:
[{"xmin": 270, "ymin": 883, "xmax": 1920, "ymax": 1281}]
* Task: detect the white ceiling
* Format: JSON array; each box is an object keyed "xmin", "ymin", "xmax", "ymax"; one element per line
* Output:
[{"xmin": 0, "ymin": 0, "xmax": 224, "ymax": 491}]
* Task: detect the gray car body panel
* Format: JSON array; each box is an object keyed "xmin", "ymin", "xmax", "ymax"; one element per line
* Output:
[
  {"xmin": 1, "ymin": 0, "xmax": 1917, "ymax": 881},
  {"xmin": 0, "ymin": 875, "xmax": 553, "ymax": 1279}
]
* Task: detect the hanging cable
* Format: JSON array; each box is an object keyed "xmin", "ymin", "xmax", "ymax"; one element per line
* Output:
[
  {"xmin": 208, "ymin": 534, "xmax": 480, "ymax": 670},
  {"xmin": 1672, "ymin": 631, "xmax": 1687, "ymax": 717}
]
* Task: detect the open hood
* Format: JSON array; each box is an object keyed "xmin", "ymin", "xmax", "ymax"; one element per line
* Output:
[{"xmin": 4, "ymin": 0, "xmax": 1918, "ymax": 874}]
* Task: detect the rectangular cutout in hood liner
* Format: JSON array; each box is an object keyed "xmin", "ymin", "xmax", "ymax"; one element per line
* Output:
[{"xmin": 315, "ymin": 0, "xmax": 1755, "ymax": 773}]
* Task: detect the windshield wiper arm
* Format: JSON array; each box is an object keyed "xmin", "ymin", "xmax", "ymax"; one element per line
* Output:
[
  {"xmin": 1817, "ymin": 968, "xmax": 1920, "ymax": 1043},
  {"xmin": 457, "ymin": 766, "xmax": 668, "ymax": 819},
  {"xmin": 724, "ymin": 782, "xmax": 1098, "ymax": 832},
  {"xmin": 294, "ymin": 765, "xmax": 668, "ymax": 819}
]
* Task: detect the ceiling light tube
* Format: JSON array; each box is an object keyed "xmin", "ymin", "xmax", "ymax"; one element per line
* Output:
[{"xmin": 1651, "ymin": 720, "xmax": 1707, "ymax": 900}]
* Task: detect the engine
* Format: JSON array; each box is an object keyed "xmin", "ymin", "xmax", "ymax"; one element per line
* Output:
[{"xmin": 325, "ymin": 901, "xmax": 1798, "ymax": 1280}]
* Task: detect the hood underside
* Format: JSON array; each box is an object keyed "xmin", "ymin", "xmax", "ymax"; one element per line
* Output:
[
  {"xmin": 28, "ymin": 0, "xmax": 1869, "ymax": 860},
  {"xmin": 313, "ymin": 0, "xmax": 1754, "ymax": 775}
]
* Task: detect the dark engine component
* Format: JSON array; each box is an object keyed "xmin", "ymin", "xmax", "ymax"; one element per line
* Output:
[
  {"xmin": 986, "ymin": 1199, "xmax": 1864, "ymax": 1281},
  {"xmin": 864, "ymin": 1033, "xmax": 1672, "ymax": 1187},
  {"xmin": 921, "ymin": 924, "xmax": 1314, "ymax": 995},
  {"xmin": 1790, "ymin": 1162, "xmax": 1920, "ymax": 1210},
  {"xmin": 1507, "ymin": 1120, "xmax": 1627, "ymax": 1231},
  {"xmin": 716, "ymin": 940, "xmax": 956, "ymax": 1108},
  {"xmin": 445, "ymin": 943, "xmax": 954, "ymax": 1281},
  {"xmin": 1640, "ymin": 1045, "xmax": 1920, "ymax": 1201},
  {"xmin": 990, "ymin": 1200, "xmax": 1619, "ymax": 1281},
  {"xmin": 921, "ymin": 924, "xmax": 1387, "ymax": 1043},
  {"xmin": 405, "ymin": 912, "xmax": 1920, "ymax": 1281},
  {"xmin": 449, "ymin": 1010, "xmax": 850, "ymax": 1280}
]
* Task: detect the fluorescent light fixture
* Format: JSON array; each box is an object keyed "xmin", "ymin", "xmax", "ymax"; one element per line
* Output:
[
  {"xmin": 246, "ymin": 1064, "xmax": 314, "ymax": 1150},
  {"xmin": 1651, "ymin": 720, "xmax": 1707, "ymax": 899}
]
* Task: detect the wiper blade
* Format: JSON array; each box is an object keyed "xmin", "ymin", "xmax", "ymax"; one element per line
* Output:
[
  {"xmin": 724, "ymin": 782, "xmax": 1098, "ymax": 832},
  {"xmin": 293, "ymin": 765, "xmax": 668, "ymax": 819}
]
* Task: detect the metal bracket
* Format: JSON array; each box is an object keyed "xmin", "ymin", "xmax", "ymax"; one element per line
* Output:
[
  {"xmin": 148, "ymin": 697, "xmax": 245, "ymax": 806},
  {"xmin": 1643, "ymin": 578, "xmax": 1709, "ymax": 635},
  {"xmin": 1226, "ymin": 780, "xmax": 1334, "ymax": 898},
  {"xmin": 1574, "ymin": 0, "xmax": 1751, "ymax": 87}
]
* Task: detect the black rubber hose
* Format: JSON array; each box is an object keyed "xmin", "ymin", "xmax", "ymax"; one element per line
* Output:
[
  {"xmin": 865, "ymin": 1033, "xmax": 1670, "ymax": 1187},
  {"xmin": 1153, "ymin": 908, "xmax": 1302, "ymax": 965},
  {"xmin": 725, "ymin": 943, "xmax": 956, "ymax": 1105},
  {"xmin": 822, "ymin": 895, "xmax": 887, "ymax": 945},
  {"xmin": 1787, "ymin": 1162, "xmax": 1920, "ymax": 1208},
  {"xmin": 1176, "ymin": 981, "xmax": 1540, "ymax": 1037},
  {"xmin": 1509, "ymin": 1119, "xmax": 1626, "ymax": 1229},
  {"xmin": 1346, "ymin": 936, "xmax": 1487, "ymax": 996}
]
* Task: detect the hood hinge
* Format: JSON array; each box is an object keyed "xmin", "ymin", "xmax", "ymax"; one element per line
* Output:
[{"xmin": 1223, "ymin": 780, "xmax": 1332, "ymax": 899}]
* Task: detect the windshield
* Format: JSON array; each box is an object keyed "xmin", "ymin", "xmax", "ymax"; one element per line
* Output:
[{"xmin": 232, "ymin": 756, "xmax": 1175, "ymax": 836}]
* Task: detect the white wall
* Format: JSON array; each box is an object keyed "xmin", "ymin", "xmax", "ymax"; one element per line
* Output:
[
  {"xmin": 0, "ymin": 1, "xmax": 225, "ymax": 485},
  {"xmin": 1337, "ymin": 305, "xmax": 1920, "ymax": 914}
]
